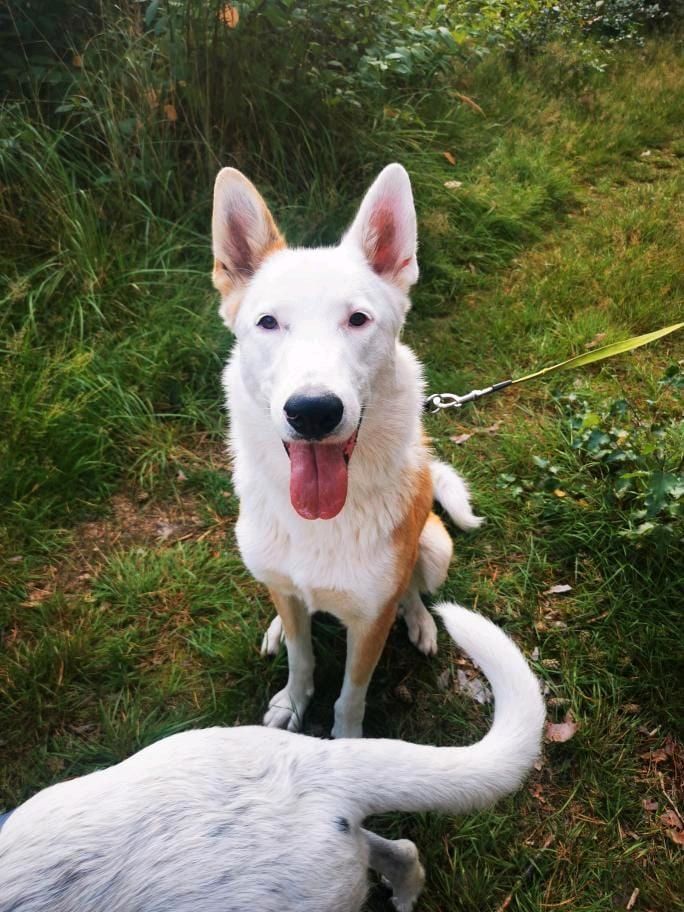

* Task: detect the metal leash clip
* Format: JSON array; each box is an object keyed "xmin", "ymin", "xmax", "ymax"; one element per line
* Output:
[{"xmin": 425, "ymin": 381, "xmax": 513, "ymax": 413}]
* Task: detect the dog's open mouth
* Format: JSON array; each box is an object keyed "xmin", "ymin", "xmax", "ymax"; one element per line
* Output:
[{"xmin": 283, "ymin": 426, "xmax": 359, "ymax": 520}]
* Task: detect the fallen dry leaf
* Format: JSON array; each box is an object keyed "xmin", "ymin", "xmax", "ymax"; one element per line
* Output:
[
  {"xmin": 72, "ymin": 53, "xmax": 83, "ymax": 68},
  {"xmin": 545, "ymin": 583, "xmax": 572, "ymax": 595},
  {"xmin": 451, "ymin": 91, "xmax": 484, "ymax": 115},
  {"xmin": 218, "ymin": 4, "xmax": 240, "ymax": 27},
  {"xmin": 456, "ymin": 669, "xmax": 492, "ymax": 705},
  {"xmin": 553, "ymin": 489, "xmax": 567, "ymax": 498},
  {"xmin": 156, "ymin": 522, "xmax": 178, "ymax": 542},
  {"xmin": 641, "ymin": 749, "xmax": 668, "ymax": 764},
  {"xmin": 667, "ymin": 828, "xmax": 684, "ymax": 845},
  {"xmin": 450, "ymin": 422, "xmax": 500, "ymax": 445},
  {"xmin": 444, "ymin": 179, "xmax": 463, "ymax": 190},
  {"xmin": 164, "ymin": 103, "xmax": 177, "ymax": 123},
  {"xmin": 660, "ymin": 809, "xmax": 683, "ymax": 828},
  {"xmin": 663, "ymin": 735, "xmax": 677, "ymax": 756},
  {"xmin": 584, "ymin": 331, "xmax": 607, "ymax": 350},
  {"xmin": 530, "ymin": 782, "xmax": 547, "ymax": 804},
  {"xmin": 442, "ymin": 151, "xmax": 456, "ymax": 166},
  {"xmin": 21, "ymin": 586, "xmax": 52, "ymax": 607},
  {"xmin": 641, "ymin": 798, "xmax": 658, "ymax": 812},
  {"xmin": 545, "ymin": 713, "xmax": 579, "ymax": 743}
]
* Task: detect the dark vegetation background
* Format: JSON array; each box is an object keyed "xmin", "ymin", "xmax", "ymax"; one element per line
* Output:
[{"xmin": 1, "ymin": 2, "xmax": 682, "ymax": 909}]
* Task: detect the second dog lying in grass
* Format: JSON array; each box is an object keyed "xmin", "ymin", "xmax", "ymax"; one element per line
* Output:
[{"xmin": 0, "ymin": 603, "xmax": 544, "ymax": 912}]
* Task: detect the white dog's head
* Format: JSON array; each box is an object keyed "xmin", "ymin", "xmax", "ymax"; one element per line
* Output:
[{"xmin": 212, "ymin": 164, "xmax": 418, "ymax": 520}]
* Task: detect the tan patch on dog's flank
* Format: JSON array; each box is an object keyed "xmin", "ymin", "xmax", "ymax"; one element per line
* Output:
[
  {"xmin": 350, "ymin": 463, "xmax": 433, "ymax": 687},
  {"xmin": 392, "ymin": 462, "xmax": 433, "ymax": 596}
]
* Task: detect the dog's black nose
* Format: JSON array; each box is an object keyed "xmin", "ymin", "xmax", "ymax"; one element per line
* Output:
[{"xmin": 284, "ymin": 394, "xmax": 344, "ymax": 439}]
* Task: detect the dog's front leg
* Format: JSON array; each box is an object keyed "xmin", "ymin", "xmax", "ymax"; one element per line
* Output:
[
  {"xmin": 332, "ymin": 603, "xmax": 397, "ymax": 739},
  {"xmin": 263, "ymin": 589, "xmax": 314, "ymax": 732}
]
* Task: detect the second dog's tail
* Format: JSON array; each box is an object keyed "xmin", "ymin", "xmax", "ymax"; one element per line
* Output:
[
  {"xmin": 328, "ymin": 603, "xmax": 545, "ymax": 818},
  {"xmin": 430, "ymin": 460, "xmax": 483, "ymax": 531}
]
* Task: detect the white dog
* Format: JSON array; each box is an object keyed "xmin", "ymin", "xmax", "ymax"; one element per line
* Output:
[
  {"xmin": 0, "ymin": 603, "xmax": 544, "ymax": 912},
  {"xmin": 215, "ymin": 163, "xmax": 483, "ymax": 738}
]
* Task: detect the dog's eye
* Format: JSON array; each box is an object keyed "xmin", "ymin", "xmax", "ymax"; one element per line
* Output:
[
  {"xmin": 348, "ymin": 312, "xmax": 369, "ymax": 327},
  {"xmin": 257, "ymin": 315, "xmax": 279, "ymax": 330}
]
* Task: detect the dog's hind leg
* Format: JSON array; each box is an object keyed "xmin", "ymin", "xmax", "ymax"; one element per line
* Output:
[
  {"xmin": 398, "ymin": 586, "xmax": 438, "ymax": 656},
  {"xmin": 260, "ymin": 614, "xmax": 285, "ymax": 656},
  {"xmin": 363, "ymin": 829, "xmax": 425, "ymax": 912},
  {"xmin": 413, "ymin": 512, "xmax": 453, "ymax": 593},
  {"xmin": 398, "ymin": 512, "xmax": 452, "ymax": 656},
  {"xmin": 263, "ymin": 590, "xmax": 314, "ymax": 732}
]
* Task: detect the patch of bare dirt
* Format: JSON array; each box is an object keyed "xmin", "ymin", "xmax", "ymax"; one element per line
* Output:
[{"xmin": 25, "ymin": 484, "xmax": 232, "ymax": 606}]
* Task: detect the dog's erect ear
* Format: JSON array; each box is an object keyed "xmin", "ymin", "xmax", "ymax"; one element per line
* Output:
[
  {"xmin": 212, "ymin": 168, "xmax": 285, "ymax": 325},
  {"xmin": 342, "ymin": 163, "xmax": 418, "ymax": 292}
]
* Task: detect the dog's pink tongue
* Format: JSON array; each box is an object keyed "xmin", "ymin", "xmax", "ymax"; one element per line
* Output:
[{"xmin": 289, "ymin": 442, "xmax": 348, "ymax": 520}]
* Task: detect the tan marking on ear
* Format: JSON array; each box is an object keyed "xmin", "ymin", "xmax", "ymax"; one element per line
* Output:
[
  {"xmin": 349, "ymin": 462, "xmax": 433, "ymax": 687},
  {"xmin": 213, "ymin": 230, "xmax": 286, "ymax": 329},
  {"xmin": 212, "ymin": 258, "xmax": 233, "ymax": 298}
]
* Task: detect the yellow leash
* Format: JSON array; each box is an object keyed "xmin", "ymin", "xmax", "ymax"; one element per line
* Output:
[{"xmin": 425, "ymin": 322, "xmax": 684, "ymax": 412}]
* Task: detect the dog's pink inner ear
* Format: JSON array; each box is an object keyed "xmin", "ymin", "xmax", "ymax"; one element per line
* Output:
[
  {"xmin": 224, "ymin": 209, "xmax": 259, "ymax": 279},
  {"xmin": 364, "ymin": 200, "xmax": 415, "ymax": 281},
  {"xmin": 367, "ymin": 203, "xmax": 399, "ymax": 277},
  {"xmin": 345, "ymin": 165, "xmax": 418, "ymax": 291}
]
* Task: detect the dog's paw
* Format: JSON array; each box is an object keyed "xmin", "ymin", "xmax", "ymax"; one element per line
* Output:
[
  {"xmin": 402, "ymin": 603, "xmax": 438, "ymax": 657},
  {"xmin": 263, "ymin": 687, "xmax": 309, "ymax": 732},
  {"xmin": 381, "ymin": 841, "xmax": 426, "ymax": 912},
  {"xmin": 260, "ymin": 615, "xmax": 285, "ymax": 657}
]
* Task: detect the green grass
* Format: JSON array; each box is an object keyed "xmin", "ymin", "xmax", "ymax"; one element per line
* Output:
[{"xmin": 1, "ymin": 34, "xmax": 683, "ymax": 912}]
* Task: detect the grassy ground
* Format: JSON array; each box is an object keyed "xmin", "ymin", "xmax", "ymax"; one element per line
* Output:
[{"xmin": 1, "ymin": 36, "xmax": 683, "ymax": 912}]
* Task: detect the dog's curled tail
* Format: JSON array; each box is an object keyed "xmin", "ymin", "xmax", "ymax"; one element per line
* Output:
[
  {"xmin": 329, "ymin": 603, "xmax": 545, "ymax": 818},
  {"xmin": 430, "ymin": 460, "xmax": 483, "ymax": 531}
]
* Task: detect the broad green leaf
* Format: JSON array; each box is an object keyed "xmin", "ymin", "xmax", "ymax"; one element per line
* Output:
[{"xmin": 645, "ymin": 472, "xmax": 682, "ymax": 517}]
